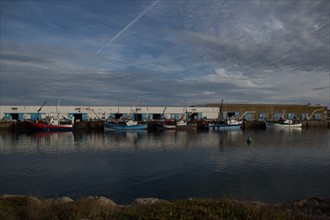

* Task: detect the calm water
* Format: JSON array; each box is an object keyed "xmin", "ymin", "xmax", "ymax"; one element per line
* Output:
[{"xmin": 0, "ymin": 128, "xmax": 329, "ymax": 204}]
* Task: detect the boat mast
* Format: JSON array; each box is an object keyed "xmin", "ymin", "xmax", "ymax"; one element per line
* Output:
[
  {"xmin": 56, "ymin": 98, "xmax": 60, "ymax": 118},
  {"xmin": 218, "ymin": 99, "xmax": 224, "ymax": 121}
]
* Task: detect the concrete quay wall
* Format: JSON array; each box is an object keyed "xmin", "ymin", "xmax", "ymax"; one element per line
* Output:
[
  {"xmin": 1, "ymin": 120, "xmax": 329, "ymax": 132},
  {"xmin": 0, "ymin": 120, "xmax": 105, "ymax": 132}
]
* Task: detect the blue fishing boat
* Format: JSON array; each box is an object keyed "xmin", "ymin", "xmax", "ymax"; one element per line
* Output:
[
  {"xmin": 211, "ymin": 118, "xmax": 242, "ymax": 130},
  {"xmin": 104, "ymin": 119, "xmax": 147, "ymax": 130}
]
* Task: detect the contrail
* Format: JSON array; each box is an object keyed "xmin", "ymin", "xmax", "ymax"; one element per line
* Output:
[{"xmin": 96, "ymin": 0, "xmax": 160, "ymax": 54}]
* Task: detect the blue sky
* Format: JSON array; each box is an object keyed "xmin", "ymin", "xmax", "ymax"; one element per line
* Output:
[{"xmin": 1, "ymin": 0, "xmax": 329, "ymax": 107}]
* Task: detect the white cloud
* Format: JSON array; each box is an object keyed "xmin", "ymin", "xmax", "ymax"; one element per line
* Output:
[{"xmin": 204, "ymin": 68, "xmax": 271, "ymax": 89}]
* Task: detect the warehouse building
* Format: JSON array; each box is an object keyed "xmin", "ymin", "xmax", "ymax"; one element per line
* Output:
[{"xmin": 0, "ymin": 103, "xmax": 328, "ymax": 122}]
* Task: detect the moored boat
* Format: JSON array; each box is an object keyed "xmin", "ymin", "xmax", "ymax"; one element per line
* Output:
[
  {"xmin": 212, "ymin": 117, "xmax": 243, "ymax": 130},
  {"xmin": 26, "ymin": 101, "xmax": 74, "ymax": 132},
  {"xmin": 26, "ymin": 117, "xmax": 74, "ymax": 132},
  {"xmin": 175, "ymin": 119, "xmax": 197, "ymax": 131},
  {"xmin": 104, "ymin": 119, "xmax": 147, "ymax": 130},
  {"xmin": 266, "ymin": 119, "xmax": 302, "ymax": 128},
  {"xmin": 156, "ymin": 119, "xmax": 176, "ymax": 130},
  {"xmin": 211, "ymin": 99, "xmax": 245, "ymax": 131},
  {"xmin": 156, "ymin": 119, "xmax": 197, "ymax": 131}
]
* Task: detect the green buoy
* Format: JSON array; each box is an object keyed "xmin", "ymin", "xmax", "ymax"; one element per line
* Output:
[{"xmin": 247, "ymin": 137, "xmax": 252, "ymax": 145}]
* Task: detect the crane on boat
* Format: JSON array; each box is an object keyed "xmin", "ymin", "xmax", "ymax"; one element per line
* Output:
[{"xmin": 36, "ymin": 101, "xmax": 47, "ymax": 121}]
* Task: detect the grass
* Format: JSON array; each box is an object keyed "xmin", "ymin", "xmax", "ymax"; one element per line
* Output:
[
  {"xmin": 0, "ymin": 195, "xmax": 327, "ymax": 220},
  {"xmin": 115, "ymin": 199, "xmax": 309, "ymax": 220}
]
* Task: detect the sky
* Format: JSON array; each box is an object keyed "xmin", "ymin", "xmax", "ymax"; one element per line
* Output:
[{"xmin": 1, "ymin": 0, "xmax": 329, "ymax": 107}]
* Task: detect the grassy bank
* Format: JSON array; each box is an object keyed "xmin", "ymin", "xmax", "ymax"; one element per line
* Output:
[{"xmin": 1, "ymin": 195, "xmax": 329, "ymax": 220}]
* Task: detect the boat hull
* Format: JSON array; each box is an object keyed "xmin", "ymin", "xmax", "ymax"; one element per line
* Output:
[
  {"xmin": 212, "ymin": 124, "xmax": 241, "ymax": 130},
  {"xmin": 155, "ymin": 122, "xmax": 176, "ymax": 130},
  {"xmin": 156, "ymin": 122, "xmax": 197, "ymax": 131},
  {"xmin": 26, "ymin": 120, "xmax": 73, "ymax": 132},
  {"xmin": 210, "ymin": 119, "xmax": 243, "ymax": 131},
  {"xmin": 104, "ymin": 122, "xmax": 147, "ymax": 130}
]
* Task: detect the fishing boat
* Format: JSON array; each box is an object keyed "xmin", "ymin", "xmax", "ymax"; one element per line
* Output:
[
  {"xmin": 156, "ymin": 107, "xmax": 197, "ymax": 131},
  {"xmin": 26, "ymin": 116, "xmax": 74, "ymax": 132},
  {"xmin": 26, "ymin": 101, "xmax": 74, "ymax": 132},
  {"xmin": 156, "ymin": 120, "xmax": 197, "ymax": 131},
  {"xmin": 155, "ymin": 107, "xmax": 177, "ymax": 130},
  {"xmin": 104, "ymin": 119, "xmax": 147, "ymax": 130},
  {"xmin": 211, "ymin": 99, "xmax": 243, "ymax": 130},
  {"xmin": 175, "ymin": 119, "xmax": 197, "ymax": 131},
  {"xmin": 212, "ymin": 117, "xmax": 243, "ymax": 130},
  {"xmin": 266, "ymin": 119, "xmax": 302, "ymax": 128},
  {"xmin": 156, "ymin": 119, "xmax": 176, "ymax": 130},
  {"xmin": 175, "ymin": 108, "xmax": 198, "ymax": 131}
]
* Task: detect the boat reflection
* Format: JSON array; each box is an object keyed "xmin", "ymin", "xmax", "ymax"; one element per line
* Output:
[
  {"xmin": 0, "ymin": 129, "xmax": 247, "ymax": 154},
  {"xmin": 1, "ymin": 127, "xmax": 323, "ymax": 156},
  {"xmin": 0, "ymin": 131, "xmax": 74, "ymax": 154}
]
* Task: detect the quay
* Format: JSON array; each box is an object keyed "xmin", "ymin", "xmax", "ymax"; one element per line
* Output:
[{"xmin": 0, "ymin": 103, "xmax": 329, "ymax": 131}]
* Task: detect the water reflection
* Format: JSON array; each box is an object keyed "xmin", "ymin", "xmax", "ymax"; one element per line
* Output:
[
  {"xmin": 0, "ymin": 128, "xmax": 327, "ymax": 154},
  {"xmin": 0, "ymin": 132, "xmax": 74, "ymax": 154},
  {"xmin": 0, "ymin": 129, "xmax": 329, "ymax": 204}
]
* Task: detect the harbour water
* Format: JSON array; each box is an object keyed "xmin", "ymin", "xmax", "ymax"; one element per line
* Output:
[{"xmin": 0, "ymin": 128, "xmax": 329, "ymax": 204}]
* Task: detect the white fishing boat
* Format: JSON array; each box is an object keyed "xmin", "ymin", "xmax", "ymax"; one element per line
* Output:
[
  {"xmin": 266, "ymin": 119, "xmax": 302, "ymax": 128},
  {"xmin": 156, "ymin": 118, "xmax": 196, "ymax": 131}
]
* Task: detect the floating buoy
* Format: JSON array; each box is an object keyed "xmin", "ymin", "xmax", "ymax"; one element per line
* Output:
[{"xmin": 247, "ymin": 137, "xmax": 252, "ymax": 145}]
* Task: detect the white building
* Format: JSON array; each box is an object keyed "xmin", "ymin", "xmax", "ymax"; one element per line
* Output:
[{"xmin": 0, "ymin": 105, "xmax": 220, "ymax": 121}]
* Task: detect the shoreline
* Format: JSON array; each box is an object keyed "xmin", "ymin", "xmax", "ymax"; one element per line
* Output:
[{"xmin": 1, "ymin": 194, "xmax": 329, "ymax": 219}]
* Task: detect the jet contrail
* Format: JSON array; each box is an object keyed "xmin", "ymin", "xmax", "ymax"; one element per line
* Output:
[{"xmin": 96, "ymin": 0, "xmax": 160, "ymax": 54}]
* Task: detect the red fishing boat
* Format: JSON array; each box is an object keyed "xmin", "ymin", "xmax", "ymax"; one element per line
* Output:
[{"xmin": 26, "ymin": 101, "xmax": 74, "ymax": 132}]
